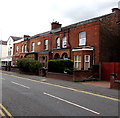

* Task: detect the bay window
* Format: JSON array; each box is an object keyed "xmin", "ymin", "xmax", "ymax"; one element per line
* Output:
[
  {"xmin": 84, "ymin": 55, "xmax": 90, "ymax": 70},
  {"xmin": 74, "ymin": 55, "xmax": 82, "ymax": 70}
]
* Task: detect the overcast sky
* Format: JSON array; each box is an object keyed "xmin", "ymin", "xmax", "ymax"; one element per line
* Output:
[{"xmin": 0, "ymin": 0, "xmax": 119, "ymax": 41}]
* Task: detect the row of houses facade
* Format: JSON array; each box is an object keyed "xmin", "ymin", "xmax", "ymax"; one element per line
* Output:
[
  {"xmin": 1, "ymin": 8, "xmax": 119, "ymax": 81},
  {"xmin": 12, "ymin": 8, "xmax": 120, "ymax": 71}
]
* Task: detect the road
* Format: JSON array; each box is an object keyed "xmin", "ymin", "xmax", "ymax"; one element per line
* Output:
[{"xmin": 0, "ymin": 72, "xmax": 119, "ymax": 117}]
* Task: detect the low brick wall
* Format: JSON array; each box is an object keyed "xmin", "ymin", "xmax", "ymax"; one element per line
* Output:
[
  {"xmin": 73, "ymin": 70, "xmax": 92, "ymax": 81},
  {"xmin": 47, "ymin": 70, "xmax": 93, "ymax": 82},
  {"xmin": 1, "ymin": 66, "xmax": 21, "ymax": 73},
  {"xmin": 110, "ymin": 75, "xmax": 120, "ymax": 89},
  {"xmin": 47, "ymin": 72, "xmax": 73, "ymax": 81},
  {"xmin": 1, "ymin": 66, "xmax": 39, "ymax": 75}
]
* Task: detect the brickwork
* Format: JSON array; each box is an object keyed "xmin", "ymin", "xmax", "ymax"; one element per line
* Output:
[
  {"xmin": 100, "ymin": 8, "xmax": 120, "ymax": 62},
  {"xmin": 12, "ymin": 8, "xmax": 120, "ymax": 81},
  {"xmin": 51, "ymin": 21, "xmax": 62, "ymax": 30},
  {"xmin": 110, "ymin": 76, "xmax": 120, "ymax": 89},
  {"xmin": 47, "ymin": 72, "xmax": 73, "ymax": 81},
  {"xmin": 73, "ymin": 70, "xmax": 92, "ymax": 81}
]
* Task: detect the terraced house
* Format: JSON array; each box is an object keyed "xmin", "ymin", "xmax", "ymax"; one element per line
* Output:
[{"xmin": 12, "ymin": 8, "xmax": 120, "ymax": 80}]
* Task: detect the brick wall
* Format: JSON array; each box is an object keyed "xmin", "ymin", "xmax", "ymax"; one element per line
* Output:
[
  {"xmin": 100, "ymin": 8, "xmax": 120, "ymax": 62},
  {"xmin": 110, "ymin": 75, "xmax": 120, "ymax": 89},
  {"xmin": 12, "ymin": 8, "xmax": 120, "ymax": 71},
  {"xmin": 69, "ymin": 21, "xmax": 100, "ymax": 64},
  {"xmin": 47, "ymin": 71, "xmax": 93, "ymax": 82},
  {"xmin": 73, "ymin": 70, "xmax": 92, "ymax": 81},
  {"xmin": 47, "ymin": 72, "xmax": 73, "ymax": 81}
]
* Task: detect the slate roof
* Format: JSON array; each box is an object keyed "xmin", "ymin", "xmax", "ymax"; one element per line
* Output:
[
  {"xmin": 28, "ymin": 12, "xmax": 114, "ymax": 40},
  {"xmin": 0, "ymin": 41, "xmax": 7, "ymax": 45},
  {"xmin": 10, "ymin": 36, "xmax": 22, "ymax": 41},
  {"xmin": 62, "ymin": 13, "xmax": 114, "ymax": 30}
]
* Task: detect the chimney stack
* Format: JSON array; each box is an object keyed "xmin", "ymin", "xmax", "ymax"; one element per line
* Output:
[
  {"xmin": 112, "ymin": 8, "xmax": 120, "ymax": 13},
  {"xmin": 51, "ymin": 21, "xmax": 62, "ymax": 30},
  {"xmin": 23, "ymin": 35, "xmax": 30, "ymax": 40}
]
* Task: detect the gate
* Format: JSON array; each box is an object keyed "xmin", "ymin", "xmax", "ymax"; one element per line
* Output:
[{"xmin": 101, "ymin": 62, "xmax": 120, "ymax": 81}]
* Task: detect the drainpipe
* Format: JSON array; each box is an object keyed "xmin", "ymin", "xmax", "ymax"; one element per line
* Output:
[
  {"xmin": 68, "ymin": 28, "xmax": 72, "ymax": 59},
  {"xmin": 93, "ymin": 47, "xmax": 95, "ymax": 65}
]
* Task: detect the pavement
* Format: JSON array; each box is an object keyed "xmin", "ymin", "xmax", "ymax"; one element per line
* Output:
[
  {"xmin": 1, "ymin": 70, "xmax": 119, "ymax": 99},
  {"xmin": 81, "ymin": 81, "xmax": 110, "ymax": 88}
]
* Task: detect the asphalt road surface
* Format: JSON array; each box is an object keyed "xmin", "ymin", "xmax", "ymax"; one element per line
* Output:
[{"xmin": 1, "ymin": 72, "xmax": 119, "ymax": 117}]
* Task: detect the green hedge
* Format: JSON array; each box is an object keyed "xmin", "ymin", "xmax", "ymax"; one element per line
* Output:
[
  {"xmin": 17, "ymin": 58, "xmax": 42, "ymax": 72},
  {"xmin": 48, "ymin": 59, "xmax": 73, "ymax": 74}
]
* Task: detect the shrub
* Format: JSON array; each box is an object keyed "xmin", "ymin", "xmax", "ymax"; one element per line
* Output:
[
  {"xmin": 17, "ymin": 58, "xmax": 42, "ymax": 72},
  {"xmin": 48, "ymin": 59, "xmax": 73, "ymax": 74}
]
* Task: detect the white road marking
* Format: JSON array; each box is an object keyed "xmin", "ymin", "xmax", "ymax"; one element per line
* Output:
[
  {"xmin": 11, "ymin": 81, "xmax": 30, "ymax": 89},
  {"xmin": 44, "ymin": 92, "xmax": 100, "ymax": 115}
]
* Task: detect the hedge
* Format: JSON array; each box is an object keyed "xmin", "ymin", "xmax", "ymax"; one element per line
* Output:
[
  {"xmin": 17, "ymin": 58, "xmax": 42, "ymax": 72},
  {"xmin": 48, "ymin": 59, "xmax": 73, "ymax": 74}
]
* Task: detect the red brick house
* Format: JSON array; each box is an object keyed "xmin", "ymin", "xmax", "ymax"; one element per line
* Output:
[{"xmin": 13, "ymin": 8, "xmax": 120, "ymax": 80}]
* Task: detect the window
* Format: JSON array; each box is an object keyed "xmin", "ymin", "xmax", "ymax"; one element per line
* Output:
[
  {"xmin": 31, "ymin": 42, "xmax": 35, "ymax": 51},
  {"xmin": 16, "ymin": 46, "xmax": 19, "ymax": 52},
  {"xmin": 8, "ymin": 50, "xmax": 11, "ymax": 56},
  {"xmin": 8, "ymin": 47, "xmax": 12, "ymax": 56},
  {"xmin": 74, "ymin": 55, "xmax": 82, "ymax": 70},
  {"xmin": 84, "ymin": 55, "xmax": 90, "ymax": 70},
  {"xmin": 62, "ymin": 37, "xmax": 67, "ymax": 48},
  {"xmin": 9, "ymin": 40, "xmax": 11, "ymax": 45},
  {"xmin": 21, "ymin": 45, "xmax": 24, "ymax": 52},
  {"xmin": 37, "ymin": 42, "xmax": 41, "ymax": 46},
  {"xmin": 79, "ymin": 32, "xmax": 86, "ymax": 46},
  {"xmin": 44, "ymin": 40, "xmax": 48, "ymax": 50},
  {"xmin": 56, "ymin": 37, "xmax": 60, "ymax": 49},
  {"xmin": 24, "ymin": 45, "xmax": 27, "ymax": 52}
]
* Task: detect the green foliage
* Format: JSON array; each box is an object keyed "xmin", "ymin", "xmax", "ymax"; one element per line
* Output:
[
  {"xmin": 48, "ymin": 59, "xmax": 73, "ymax": 74},
  {"xmin": 17, "ymin": 58, "xmax": 42, "ymax": 72}
]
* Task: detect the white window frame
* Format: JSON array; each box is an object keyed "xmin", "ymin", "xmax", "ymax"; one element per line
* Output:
[
  {"xmin": 56, "ymin": 37, "xmax": 60, "ymax": 49},
  {"xmin": 44, "ymin": 40, "xmax": 48, "ymax": 50},
  {"xmin": 84, "ymin": 55, "xmax": 90, "ymax": 70},
  {"xmin": 31, "ymin": 42, "xmax": 35, "ymax": 52},
  {"xmin": 62, "ymin": 37, "xmax": 67, "ymax": 48},
  {"xmin": 79, "ymin": 32, "xmax": 86, "ymax": 46},
  {"xmin": 74, "ymin": 55, "xmax": 82, "ymax": 70}
]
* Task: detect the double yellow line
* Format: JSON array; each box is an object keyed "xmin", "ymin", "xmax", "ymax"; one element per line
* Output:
[
  {"xmin": 0, "ymin": 104, "xmax": 13, "ymax": 118},
  {"xmin": 2, "ymin": 72, "xmax": 120, "ymax": 102}
]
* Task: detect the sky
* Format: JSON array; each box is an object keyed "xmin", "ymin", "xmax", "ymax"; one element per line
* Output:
[{"xmin": 0, "ymin": 0, "xmax": 119, "ymax": 41}]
